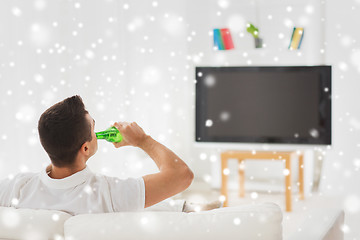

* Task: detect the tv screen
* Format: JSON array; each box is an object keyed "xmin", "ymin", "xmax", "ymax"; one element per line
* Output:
[{"xmin": 195, "ymin": 66, "xmax": 331, "ymax": 145}]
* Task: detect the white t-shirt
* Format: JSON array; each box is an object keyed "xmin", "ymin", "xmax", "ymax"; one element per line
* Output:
[{"xmin": 0, "ymin": 165, "xmax": 145, "ymax": 215}]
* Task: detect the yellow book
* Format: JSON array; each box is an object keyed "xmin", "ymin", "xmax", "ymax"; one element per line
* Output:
[{"xmin": 289, "ymin": 27, "xmax": 304, "ymax": 50}]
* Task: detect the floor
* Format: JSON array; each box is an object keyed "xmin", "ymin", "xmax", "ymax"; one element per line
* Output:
[{"xmin": 174, "ymin": 180, "xmax": 359, "ymax": 240}]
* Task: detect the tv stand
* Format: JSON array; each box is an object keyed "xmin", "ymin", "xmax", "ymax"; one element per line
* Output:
[{"xmin": 220, "ymin": 150, "xmax": 304, "ymax": 212}]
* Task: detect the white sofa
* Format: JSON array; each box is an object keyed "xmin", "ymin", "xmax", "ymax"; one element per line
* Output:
[
  {"xmin": 0, "ymin": 203, "xmax": 282, "ymax": 240},
  {"xmin": 0, "ymin": 202, "xmax": 344, "ymax": 240}
]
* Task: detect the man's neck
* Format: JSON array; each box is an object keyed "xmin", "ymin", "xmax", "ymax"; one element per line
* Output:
[{"xmin": 47, "ymin": 163, "xmax": 86, "ymax": 179}]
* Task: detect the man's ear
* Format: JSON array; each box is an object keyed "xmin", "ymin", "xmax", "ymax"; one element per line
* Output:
[{"xmin": 80, "ymin": 142, "xmax": 90, "ymax": 156}]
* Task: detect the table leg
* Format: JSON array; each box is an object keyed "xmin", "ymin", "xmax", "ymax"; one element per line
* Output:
[
  {"xmin": 298, "ymin": 154, "xmax": 305, "ymax": 200},
  {"xmin": 221, "ymin": 155, "xmax": 229, "ymax": 207},
  {"xmin": 285, "ymin": 156, "xmax": 292, "ymax": 212},
  {"xmin": 238, "ymin": 159, "xmax": 245, "ymax": 198}
]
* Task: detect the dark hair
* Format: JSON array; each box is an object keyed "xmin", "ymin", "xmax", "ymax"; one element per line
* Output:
[{"xmin": 38, "ymin": 95, "xmax": 92, "ymax": 167}]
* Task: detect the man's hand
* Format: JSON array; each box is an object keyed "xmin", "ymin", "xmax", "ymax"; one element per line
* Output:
[{"xmin": 112, "ymin": 122, "xmax": 149, "ymax": 148}]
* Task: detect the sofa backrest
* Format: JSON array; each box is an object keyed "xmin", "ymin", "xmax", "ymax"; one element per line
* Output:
[
  {"xmin": 64, "ymin": 202, "xmax": 283, "ymax": 240},
  {"xmin": 0, "ymin": 202, "xmax": 283, "ymax": 240}
]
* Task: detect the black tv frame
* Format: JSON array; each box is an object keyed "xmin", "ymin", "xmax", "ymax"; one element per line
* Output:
[{"xmin": 195, "ymin": 66, "xmax": 332, "ymax": 145}]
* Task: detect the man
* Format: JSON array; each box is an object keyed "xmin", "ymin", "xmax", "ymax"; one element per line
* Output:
[{"xmin": 0, "ymin": 95, "xmax": 220, "ymax": 215}]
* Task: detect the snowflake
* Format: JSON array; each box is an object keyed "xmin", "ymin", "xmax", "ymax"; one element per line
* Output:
[
  {"xmin": 233, "ymin": 217, "xmax": 241, "ymax": 225},
  {"xmin": 205, "ymin": 119, "xmax": 213, "ymax": 127},
  {"xmin": 251, "ymin": 192, "xmax": 258, "ymax": 199},
  {"xmin": 199, "ymin": 153, "xmax": 207, "ymax": 160},
  {"xmin": 12, "ymin": 7, "xmax": 22, "ymax": 17},
  {"xmin": 52, "ymin": 214, "xmax": 60, "ymax": 222}
]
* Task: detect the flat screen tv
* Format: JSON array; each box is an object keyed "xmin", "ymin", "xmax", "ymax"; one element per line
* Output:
[{"xmin": 195, "ymin": 66, "xmax": 331, "ymax": 145}]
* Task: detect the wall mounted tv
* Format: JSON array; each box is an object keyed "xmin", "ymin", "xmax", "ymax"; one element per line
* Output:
[{"xmin": 195, "ymin": 66, "xmax": 332, "ymax": 145}]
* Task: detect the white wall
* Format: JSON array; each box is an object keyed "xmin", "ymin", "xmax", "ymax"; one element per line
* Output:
[
  {"xmin": 321, "ymin": 0, "xmax": 360, "ymax": 238},
  {"xmin": 0, "ymin": 0, "xmax": 133, "ymax": 177}
]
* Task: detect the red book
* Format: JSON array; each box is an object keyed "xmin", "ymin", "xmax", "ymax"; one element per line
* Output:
[{"xmin": 220, "ymin": 28, "xmax": 234, "ymax": 50}]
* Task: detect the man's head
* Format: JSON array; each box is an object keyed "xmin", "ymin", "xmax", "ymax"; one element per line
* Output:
[{"xmin": 38, "ymin": 95, "xmax": 97, "ymax": 168}]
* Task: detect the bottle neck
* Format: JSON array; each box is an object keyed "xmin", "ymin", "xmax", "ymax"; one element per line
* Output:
[
  {"xmin": 95, "ymin": 132, "xmax": 107, "ymax": 139},
  {"xmin": 95, "ymin": 127, "xmax": 120, "ymax": 141}
]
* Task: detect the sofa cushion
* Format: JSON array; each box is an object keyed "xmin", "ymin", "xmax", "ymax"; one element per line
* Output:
[
  {"xmin": 64, "ymin": 202, "xmax": 283, "ymax": 240},
  {"xmin": 0, "ymin": 207, "xmax": 71, "ymax": 240}
]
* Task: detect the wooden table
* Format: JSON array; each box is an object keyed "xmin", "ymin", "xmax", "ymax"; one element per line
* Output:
[{"xmin": 220, "ymin": 150, "xmax": 304, "ymax": 212}]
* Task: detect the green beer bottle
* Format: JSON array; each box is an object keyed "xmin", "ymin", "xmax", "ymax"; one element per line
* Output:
[{"xmin": 95, "ymin": 126, "xmax": 123, "ymax": 143}]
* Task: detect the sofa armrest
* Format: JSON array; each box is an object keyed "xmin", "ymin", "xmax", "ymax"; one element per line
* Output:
[
  {"xmin": 0, "ymin": 207, "xmax": 71, "ymax": 240},
  {"xmin": 286, "ymin": 208, "xmax": 344, "ymax": 240}
]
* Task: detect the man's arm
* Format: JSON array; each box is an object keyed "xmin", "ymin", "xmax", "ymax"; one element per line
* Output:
[
  {"xmin": 112, "ymin": 122, "xmax": 194, "ymax": 208},
  {"xmin": 139, "ymin": 135, "xmax": 194, "ymax": 208}
]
